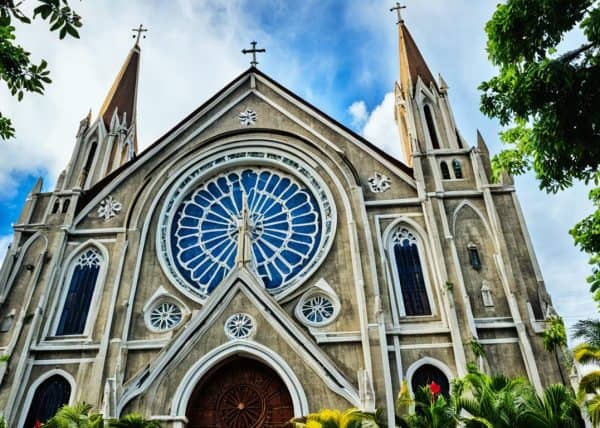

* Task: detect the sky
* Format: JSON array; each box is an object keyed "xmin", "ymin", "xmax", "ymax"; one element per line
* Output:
[{"xmin": 0, "ymin": 0, "xmax": 596, "ymax": 331}]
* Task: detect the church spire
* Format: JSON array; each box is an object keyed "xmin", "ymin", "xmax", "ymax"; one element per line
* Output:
[
  {"xmin": 394, "ymin": 10, "xmax": 437, "ymax": 97},
  {"xmin": 97, "ymin": 36, "xmax": 142, "ymax": 149}
]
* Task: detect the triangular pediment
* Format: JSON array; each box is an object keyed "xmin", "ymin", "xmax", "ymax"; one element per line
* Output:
[
  {"xmin": 118, "ymin": 266, "xmax": 360, "ymax": 413},
  {"xmin": 73, "ymin": 67, "xmax": 416, "ymax": 227}
]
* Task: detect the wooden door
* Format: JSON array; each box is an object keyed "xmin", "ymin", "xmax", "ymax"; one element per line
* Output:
[{"xmin": 186, "ymin": 357, "xmax": 294, "ymax": 428}]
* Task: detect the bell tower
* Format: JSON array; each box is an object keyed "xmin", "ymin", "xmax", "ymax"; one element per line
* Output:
[{"xmin": 61, "ymin": 36, "xmax": 142, "ymax": 192}]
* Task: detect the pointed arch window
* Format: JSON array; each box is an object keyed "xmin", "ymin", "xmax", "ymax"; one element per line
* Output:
[
  {"xmin": 23, "ymin": 374, "xmax": 71, "ymax": 427},
  {"xmin": 84, "ymin": 142, "xmax": 97, "ymax": 172},
  {"xmin": 440, "ymin": 161, "xmax": 451, "ymax": 180},
  {"xmin": 452, "ymin": 159, "xmax": 463, "ymax": 179},
  {"xmin": 411, "ymin": 364, "xmax": 450, "ymax": 397},
  {"xmin": 61, "ymin": 199, "xmax": 70, "ymax": 214},
  {"xmin": 423, "ymin": 105, "xmax": 440, "ymax": 150},
  {"xmin": 56, "ymin": 248, "xmax": 102, "ymax": 335},
  {"xmin": 390, "ymin": 227, "xmax": 432, "ymax": 316},
  {"xmin": 51, "ymin": 200, "xmax": 60, "ymax": 214}
]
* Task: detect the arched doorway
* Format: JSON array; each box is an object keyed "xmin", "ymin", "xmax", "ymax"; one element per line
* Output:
[{"xmin": 186, "ymin": 357, "xmax": 294, "ymax": 428}]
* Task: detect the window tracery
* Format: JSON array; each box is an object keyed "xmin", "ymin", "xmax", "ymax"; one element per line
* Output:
[
  {"xmin": 56, "ymin": 248, "xmax": 102, "ymax": 336},
  {"xmin": 224, "ymin": 313, "xmax": 255, "ymax": 340},
  {"xmin": 390, "ymin": 227, "xmax": 432, "ymax": 316}
]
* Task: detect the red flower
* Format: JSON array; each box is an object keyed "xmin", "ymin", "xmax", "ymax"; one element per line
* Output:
[
  {"xmin": 34, "ymin": 420, "xmax": 43, "ymax": 428},
  {"xmin": 429, "ymin": 381, "xmax": 441, "ymax": 396}
]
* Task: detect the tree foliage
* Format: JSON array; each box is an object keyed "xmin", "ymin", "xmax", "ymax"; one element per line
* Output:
[
  {"xmin": 482, "ymin": 0, "xmax": 600, "ymax": 306},
  {"xmin": 0, "ymin": 0, "xmax": 82, "ymax": 140}
]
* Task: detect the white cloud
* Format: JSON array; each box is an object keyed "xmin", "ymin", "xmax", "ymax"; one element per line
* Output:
[
  {"xmin": 348, "ymin": 100, "xmax": 368, "ymax": 127},
  {"xmin": 361, "ymin": 92, "xmax": 404, "ymax": 162}
]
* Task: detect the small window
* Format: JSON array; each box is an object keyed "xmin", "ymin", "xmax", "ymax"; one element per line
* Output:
[
  {"xmin": 51, "ymin": 200, "xmax": 60, "ymax": 214},
  {"xmin": 23, "ymin": 375, "xmax": 71, "ymax": 427},
  {"xmin": 84, "ymin": 142, "xmax": 97, "ymax": 172},
  {"xmin": 468, "ymin": 244, "xmax": 481, "ymax": 270},
  {"xmin": 455, "ymin": 129, "xmax": 463, "ymax": 149},
  {"xmin": 411, "ymin": 364, "xmax": 450, "ymax": 397},
  {"xmin": 62, "ymin": 199, "xmax": 70, "ymax": 214},
  {"xmin": 424, "ymin": 105, "xmax": 440, "ymax": 150},
  {"xmin": 440, "ymin": 162, "xmax": 451, "ymax": 180},
  {"xmin": 452, "ymin": 159, "xmax": 463, "ymax": 179}
]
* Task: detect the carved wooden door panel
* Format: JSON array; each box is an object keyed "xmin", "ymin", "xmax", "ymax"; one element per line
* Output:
[{"xmin": 186, "ymin": 357, "xmax": 294, "ymax": 428}]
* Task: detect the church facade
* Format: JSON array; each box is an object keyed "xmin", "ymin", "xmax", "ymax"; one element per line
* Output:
[{"xmin": 0, "ymin": 20, "xmax": 564, "ymax": 428}]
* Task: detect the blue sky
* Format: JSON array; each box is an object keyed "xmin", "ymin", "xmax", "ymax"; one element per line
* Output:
[{"xmin": 0, "ymin": 0, "xmax": 596, "ymax": 329}]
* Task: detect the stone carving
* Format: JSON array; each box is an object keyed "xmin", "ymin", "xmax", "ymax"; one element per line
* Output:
[
  {"xmin": 97, "ymin": 196, "xmax": 122, "ymax": 220},
  {"xmin": 239, "ymin": 109, "xmax": 257, "ymax": 126},
  {"xmin": 368, "ymin": 172, "xmax": 391, "ymax": 193}
]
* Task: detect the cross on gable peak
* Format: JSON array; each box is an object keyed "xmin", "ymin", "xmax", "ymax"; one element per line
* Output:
[{"xmin": 242, "ymin": 41, "xmax": 266, "ymax": 67}]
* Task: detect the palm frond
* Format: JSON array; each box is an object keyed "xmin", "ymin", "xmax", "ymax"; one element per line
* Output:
[
  {"xmin": 572, "ymin": 319, "xmax": 600, "ymax": 347},
  {"xmin": 573, "ymin": 343, "xmax": 600, "ymax": 365}
]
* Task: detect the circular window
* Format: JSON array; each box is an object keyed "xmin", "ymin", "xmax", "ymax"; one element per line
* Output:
[
  {"xmin": 296, "ymin": 291, "xmax": 339, "ymax": 327},
  {"xmin": 157, "ymin": 149, "xmax": 336, "ymax": 303},
  {"xmin": 224, "ymin": 313, "xmax": 255, "ymax": 340},
  {"xmin": 147, "ymin": 301, "xmax": 183, "ymax": 332}
]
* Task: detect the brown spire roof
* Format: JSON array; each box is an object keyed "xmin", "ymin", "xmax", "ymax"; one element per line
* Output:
[
  {"xmin": 398, "ymin": 23, "xmax": 437, "ymax": 96},
  {"xmin": 98, "ymin": 43, "xmax": 141, "ymax": 131}
]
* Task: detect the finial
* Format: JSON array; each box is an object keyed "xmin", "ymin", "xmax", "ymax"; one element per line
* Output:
[
  {"xmin": 390, "ymin": 2, "xmax": 406, "ymax": 24},
  {"xmin": 131, "ymin": 24, "xmax": 148, "ymax": 46},
  {"xmin": 242, "ymin": 41, "xmax": 266, "ymax": 67}
]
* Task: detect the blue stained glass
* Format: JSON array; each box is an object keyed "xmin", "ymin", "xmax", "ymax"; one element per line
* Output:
[{"xmin": 171, "ymin": 168, "xmax": 323, "ymax": 297}]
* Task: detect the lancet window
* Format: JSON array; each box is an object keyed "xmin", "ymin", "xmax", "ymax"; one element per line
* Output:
[
  {"xmin": 23, "ymin": 375, "xmax": 71, "ymax": 428},
  {"xmin": 411, "ymin": 364, "xmax": 450, "ymax": 397},
  {"xmin": 452, "ymin": 159, "xmax": 463, "ymax": 179},
  {"xmin": 390, "ymin": 227, "xmax": 432, "ymax": 316},
  {"xmin": 56, "ymin": 248, "xmax": 103, "ymax": 336},
  {"xmin": 424, "ymin": 105, "xmax": 440, "ymax": 149},
  {"xmin": 440, "ymin": 161, "xmax": 451, "ymax": 180}
]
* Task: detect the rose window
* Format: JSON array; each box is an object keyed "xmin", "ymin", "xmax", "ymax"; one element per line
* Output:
[
  {"xmin": 300, "ymin": 294, "xmax": 335, "ymax": 324},
  {"xmin": 170, "ymin": 167, "xmax": 323, "ymax": 299},
  {"xmin": 225, "ymin": 313, "xmax": 255, "ymax": 340},
  {"xmin": 148, "ymin": 301, "xmax": 183, "ymax": 332}
]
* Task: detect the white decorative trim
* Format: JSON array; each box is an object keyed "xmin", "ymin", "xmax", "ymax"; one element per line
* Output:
[
  {"xmin": 405, "ymin": 357, "xmax": 454, "ymax": 395},
  {"xmin": 170, "ymin": 341, "xmax": 309, "ymax": 419},
  {"xmin": 295, "ymin": 279, "xmax": 340, "ymax": 327},
  {"xmin": 224, "ymin": 313, "xmax": 256, "ymax": 340},
  {"xmin": 238, "ymin": 109, "xmax": 257, "ymax": 126},
  {"xmin": 17, "ymin": 368, "xmax": 76, "ymax": 428},
  {"xmin": 97, "ymin": 195, "xmax": 122, "ymax": 220},
  {"xmin": 368, "ymin": 172, "xmax": 391, "ymax": 193}
]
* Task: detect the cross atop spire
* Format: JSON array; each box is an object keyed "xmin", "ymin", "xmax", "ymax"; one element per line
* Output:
[
  {"xmin": 242, "ymin": 41, "xmax": 266, "ymax": 67},
  {"xmin": 131, "ymin": 24, "xmax": 148, "ymax": 46},
  {"xmin": 390, "ymin": 2, "xmax": 406, "ymax": 24}
]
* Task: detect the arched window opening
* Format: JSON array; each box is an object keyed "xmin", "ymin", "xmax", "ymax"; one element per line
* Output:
[
  {"xmin": 424, "ymin": 105, "xmax": 440, "ymax": 149},
  {"xmin": 411, "ymin": 364, "xmax": 450, "ymax": 398},
  {"xmin": 468, "ymin": 244, "xmax": 481, "ymax": 270},
  {"xmin": 56, "ymin": 248, "xmax": 102, "ymax": 335},
  {"xmin": 84, "ymin": 142, "xmax": 97, "ymax": 173},
  {"xmin": 51, "ymin": 200, "xmax": 60, "ymax": 214},
  {"xmin": 440, "ymin": 161, "xmax": 451, "ymax": 180},
  {"xmin": 61, "ymin": 199, "xmax": 70, "ymax": 214},
  {"xmin": 455, "ymin": 129, "xmax": 464, "ymax": 149},
  {"xmin": 452, "ymin": 159, "xmax": 463, "ymax": 179},
  {"xmin": 391, "ymin": 228, "xmax": 432, "ymax": 316},
  {"xmin": 23, "ymin": 375, "xmax": 71, "ymax": 427}
]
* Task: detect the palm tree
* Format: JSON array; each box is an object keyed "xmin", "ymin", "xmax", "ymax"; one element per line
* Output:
[
  {"xmin": 108, "ymin": 413, "xmax": 161, "ymax": 428},
  {"xmin": 42, "ymin": 403, "xmax": 104, "ymax": 428},
  {"xmin": 406, "ymin": 385, "xmax": 459, "ymax": 428},
  {"xmin": 572, "ymin": 320, "xmax": 600, "ymax": 426},
  {"xmin": 454, "ymin": 364, "xmax": 533, "ymax": 428},
  {"xmin": 290, "ymin": 408, "xmax": 380, "ymax": 428},
  {"xmin": 519, "ymin": 383, "xmax": 584, "ymax": 428}
]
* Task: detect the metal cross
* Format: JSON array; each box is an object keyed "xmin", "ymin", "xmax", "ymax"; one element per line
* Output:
[
  {"xmin": 132, "ymin": 24, "xmax": 148, "ymax": 45},
  {"xmin": 242, "ymin": 41, "xmax": 266, "ymax": 67},
  {"xmin": 390, "ymin": 2, "xmax": 406, "ymax": 24}
]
